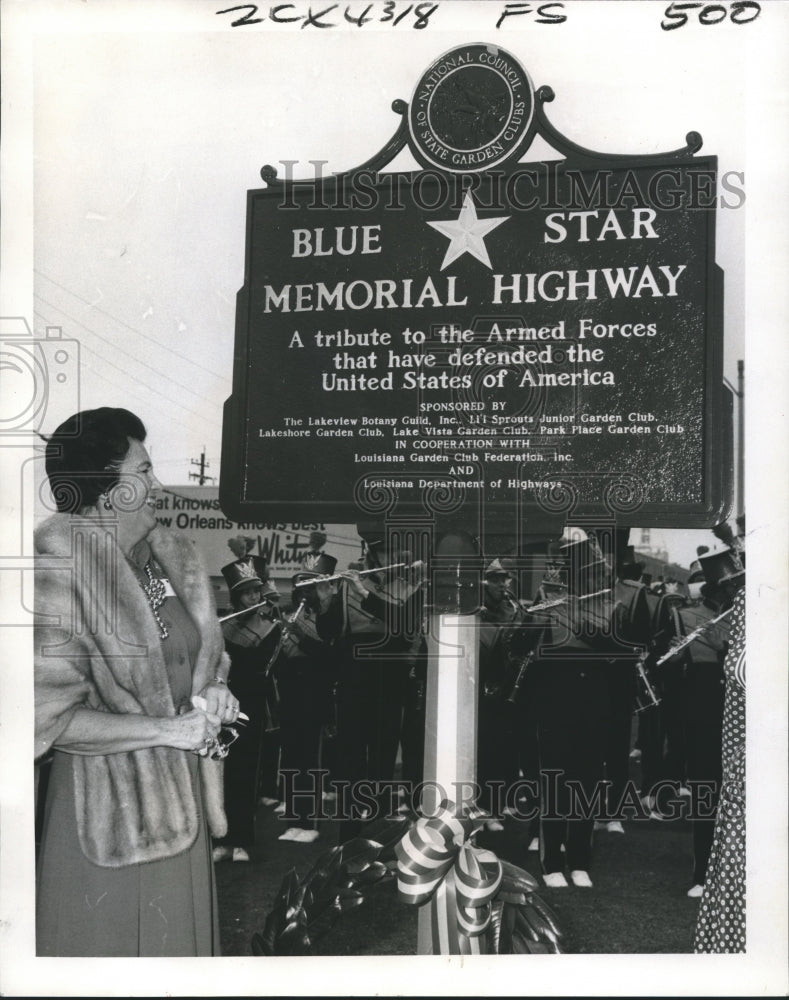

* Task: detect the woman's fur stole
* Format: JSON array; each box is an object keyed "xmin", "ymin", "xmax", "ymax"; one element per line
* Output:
[{"xmin": 35, "ymin": 515, "xmax": 228, "ymax": 867}]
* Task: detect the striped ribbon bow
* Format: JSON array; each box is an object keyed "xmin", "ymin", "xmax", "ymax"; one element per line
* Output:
[{"xmin": 394, "ymin": 799, "xmax": 502, "ymax": 954}]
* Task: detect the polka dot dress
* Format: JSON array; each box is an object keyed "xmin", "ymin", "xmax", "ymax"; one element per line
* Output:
[{"xmin": 694, "ymin": 587, "xmax": 746, "ymax": 953}]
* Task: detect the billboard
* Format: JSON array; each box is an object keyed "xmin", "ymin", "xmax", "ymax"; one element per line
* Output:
[{"xmin": 155, "ymin": 486, "xmax": 359, "ymax": 598}]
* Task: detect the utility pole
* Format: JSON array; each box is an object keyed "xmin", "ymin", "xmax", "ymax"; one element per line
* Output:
[{"xmin": 189, "ymin": 447, "xmax": 216, "ymax": 486}]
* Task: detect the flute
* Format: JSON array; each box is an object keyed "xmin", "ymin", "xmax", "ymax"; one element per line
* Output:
[
  {"xmin": 523, "ymin": 588, "xmax": 611, "ymax": 614},
  {"xmin": 655, "ymin": 606, "xmax": 733, "ymax": 666},
  {"xmin": 218, "ymin": 597, "xmax": 279, "ymax": 623},
  {"xmin": 292, "ymin": 562, "xmax": 408, "ymax": 588}
]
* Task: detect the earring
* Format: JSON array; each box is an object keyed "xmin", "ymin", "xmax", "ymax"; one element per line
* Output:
[{"xmin": 102, "ymin": 495, "xmax": 113, "ymax": 511}]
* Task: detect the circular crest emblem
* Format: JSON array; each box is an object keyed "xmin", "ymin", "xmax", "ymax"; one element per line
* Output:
[{"xmin": 408, "ymin": 44, "xmax": 534, "ymax": 173}]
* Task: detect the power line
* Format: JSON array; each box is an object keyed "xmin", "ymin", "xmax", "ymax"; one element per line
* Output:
[
  {"xmin": 33, "ymin": 306, "xmax": 221, "ymax": 435},
  {"xmin": 35, "ymin": 269, "xmax": 232, "ymax": 385},
  {"xmin": 34, "ymin": 293, "xmax": 224, "ymax": 422}
]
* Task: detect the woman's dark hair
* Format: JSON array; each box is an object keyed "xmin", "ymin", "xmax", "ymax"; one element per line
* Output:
[
  {"xmin": 230, "ymin": 583, "xmax": 263, "ymax": 613},
  {"xmin": 44, "ymin": 407, "xmax": 147, "ymax": 513}
]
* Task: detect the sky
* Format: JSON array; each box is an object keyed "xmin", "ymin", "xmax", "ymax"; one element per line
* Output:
[{"xmin": 1, "ymin": 1, "xmax": 788, "ymax": 995}]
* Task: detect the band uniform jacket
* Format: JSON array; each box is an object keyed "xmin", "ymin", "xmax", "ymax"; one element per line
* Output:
[
  {"xmin": 668, "ymin": 601, "xmax": 731, "ymax": 670},
  {"xmin": 317, "ymin": 571, "xmax": 423, "ymax": 662},
  {"xmin": 479, "ymin": 596, "xmax": 546, "ymax": 703},
  {"xmin": 221, "ymin": 605, "xmax": 282, "ymax": 731}
]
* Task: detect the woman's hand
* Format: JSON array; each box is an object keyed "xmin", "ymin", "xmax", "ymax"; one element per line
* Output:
[
  {"xmin": 196, "ymin": 679, "xmax": 240, "ymax": 724},
  {"xmin": 168, "ymin": 706, "xmax": 222, "ymax": 753}
]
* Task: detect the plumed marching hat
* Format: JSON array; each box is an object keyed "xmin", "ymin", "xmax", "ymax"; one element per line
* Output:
[
  {"xmin": 711, "ymin": 521, "xmax": 737, "ymax": 548},
  {"xmin": 222, "ymin": 556, "xmax": 267, "ymax": 592},
  {"xmin": 539, "ymin": 571, "xmax": 567, "ymax": 596},
  {"xmin": 595, "ymin": 527, "xmax": 630, "ymax": 564},
  {"xmin": 698, "ymin": 547, "xmax": 745, "ymax": 589},
  {"xmin": 559, "ymin": 534, "xmax": 609, "ymax": 572},
  {"xmin": 355, "ymin": 521, "xmax": 416, "ymax": 568},
  {"xmin": 292, "ymin": 551, "xmax": 338, "ymax": 585},
  {"xmin": 227, "ymin": 534, "xmax": 257, "ymax": 560},
  {"xmin": 616, "ymin": 544, "xmax": 644, "ymax": 581},
  {"xmin": 356, "ymin": 521, "xmax": 385, "ymax": 549},
  {"xmin": 484, "ymin": 557, "xmax": 513, "ymax": 578},
  {"xmin": 539, "ymin": 540, "xmax": 566, "ymax": 587},
  {"xmin": 307, "ymin": 529, "xmax": 328, "ymax": 551}
]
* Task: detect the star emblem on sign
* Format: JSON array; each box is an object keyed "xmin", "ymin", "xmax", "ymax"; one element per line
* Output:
[{"xmin": 427, "ymin": 190, "xmax": 510, "ymax": 270}]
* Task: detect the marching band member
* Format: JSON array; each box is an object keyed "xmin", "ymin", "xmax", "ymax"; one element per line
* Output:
[
  {"xmin": 531, "ymin": 530, "xmax": 645, "ymax": 889},
  {"xmin": 316, "ymin": 526, "xmax": 425, "ymax": 842},
  {"xmin": 275, "ymin": 553, "xmax": 338, "ymax": 843},
  {"xmin": 303, "ymin": 529, "xmax": 329, "ymax": 563},
  {"xmin": 636, "ymin": 566, "xmax": 689, "ymax": 811},
  {"xmin": 477, "ymin": 558, "xmax": 531, "ymax": 829},
  {"xmin": 522, "ymin": 555, "xmax": 569, "ymax": 853},
  {"xmin": 398, "ymin": 606, "xmax": 428, "ymax": 818},
  {"xmin": 214, "ymin": 556, "xmax": 281, "ymax": 862},
  {"xmin": 599, "ymin": 537, "xmax": 651, "ymax": 833}
]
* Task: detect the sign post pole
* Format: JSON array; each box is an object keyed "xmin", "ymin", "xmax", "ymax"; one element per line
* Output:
[{"xmin": 417, "ymin": 611, "xmax": 480, "ymax": 955}]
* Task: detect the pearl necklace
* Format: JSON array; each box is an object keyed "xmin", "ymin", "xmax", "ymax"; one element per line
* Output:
[{"xmin": 139, "ymin": 560, "xmax": 169, "ymax": 640}]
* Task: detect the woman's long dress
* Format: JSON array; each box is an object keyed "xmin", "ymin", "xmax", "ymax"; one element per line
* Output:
[
  {"xmin": 36, "ymin": 590, "xmax": 220, "ymax": 957},
  {"xmin": 693, "ymin": 587, "xmax": 746, "ymax": 953}
]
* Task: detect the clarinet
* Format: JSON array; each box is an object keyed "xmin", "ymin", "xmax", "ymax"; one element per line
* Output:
[
  {"xmin": 633, "ymin": 651, "xmax": 661, "ymax": 712},
  {"xmin": 500, "ymin": 592, "xmax": 534, "ymax": 703},
  {"xmin": 506, "ymin": 649, "xmax": 536, "ymax": 704},
  {"xmin": 262, "ymin": 597, "xmax": 307, "ymax": 676}
]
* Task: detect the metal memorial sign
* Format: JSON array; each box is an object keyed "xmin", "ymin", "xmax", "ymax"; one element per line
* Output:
[{"xmin": 221, "ymin": 45, "xmax": 730, "ymax": 531}]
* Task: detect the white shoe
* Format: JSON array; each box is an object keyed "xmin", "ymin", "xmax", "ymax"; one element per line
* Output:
[
  {"xmin": 678, "ymin": 785, "xmax": 692, "ymax": 798},
  {"xmin": 629, "ymin": 748, "xmax": 642, "ymax": 760},
  {"xmin": 528, "ymin": 837, "xmax": 539, "ymax": 852},
  {"xmin": 273, "ymin": 802, "xmax": 287, "ymax": 815},
  {"xmin": 542, "ymin": 872, "xmax": 568, "ymax": 888},
  {"xmin": 687, "ymin": 883, "xmax": 704, "ymax": 898},
  {"xmin": 570, "ymin": 869, "xmax": 593, "ymax": 888},
  {"xmin": 260, "ymin": 796, "xmax": 279, "ymax": 806},
  {"xmin": 322, "ymin": 791, "xmax": 337, "ymax": 802},
  {"xmin": 293, "ymin": 829, "xmax": 320, "ymax": 843},
  {"xmin": 502, "ymin": 806, "xmax": 518, "ymax": 817},
  {"xmin": 278, "ymin": 827, "xmax": 301, "ymax": 842},
  {"xmin": 485, "ymin": 819, "xmax": 504, "ymax": 832},
  {"xmin": 232, "ymin": 847, "xmax": 250, "ymax": 862},
  {"xmin": 606, "ymin": 821, "xmax": 625, "ymax": 834},
  {"xmin": 212, "ymin": 846, "xmax": 232, "ymax": 863},
  {"xmin": 593, "ymin": 821, "xmax": 607, "ymax": 832}
]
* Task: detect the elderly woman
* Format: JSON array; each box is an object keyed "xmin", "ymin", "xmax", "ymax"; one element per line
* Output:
[{"xmin": 34, "ymin": 407, "xmax": 239, "ymax": 957}]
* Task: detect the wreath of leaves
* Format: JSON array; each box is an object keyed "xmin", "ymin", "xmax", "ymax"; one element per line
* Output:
[{"xmin": 251, "ymin": 816, "xmax": 563, "ymax": 956}]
